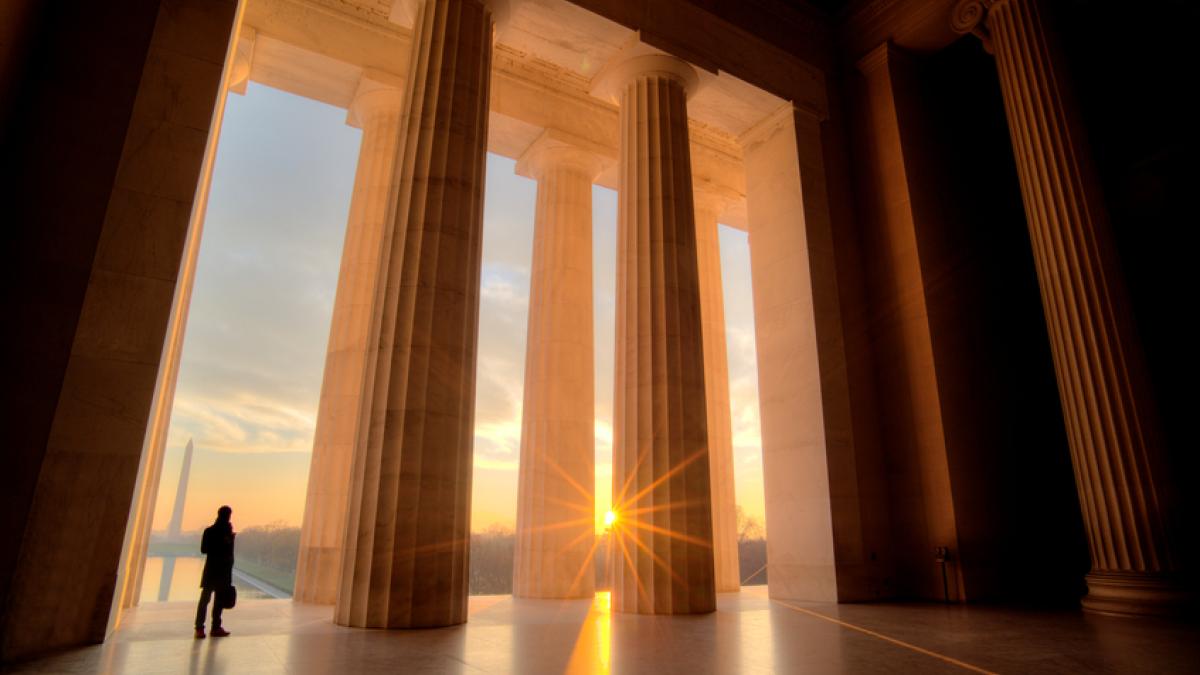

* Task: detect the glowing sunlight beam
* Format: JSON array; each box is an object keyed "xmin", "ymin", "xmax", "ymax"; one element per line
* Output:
[
  {"xmin": 623, "ymin": 518, "xmax": 713, "ymax": 548},
  {"xmin": 612, "ymin": 443, "xmax": 653, "ymax": 508},
  {"xmin": 613, "ymin": 447, "xmax": 708, "ymax": 513},
  {"xmin": 622, "ymin": 526, "xmax": 686, "ymax": 586},
  {"xmin": 517, "ymin": 516, "xmax": 595, "ymax": 535},
  {"xmin": 566, "ymin": 536, "xmax": 601, "ymax": 596},
  {"xmin": 544, "ymin": 494, "xmax": 594, "ymax": 515},
  {"xmin": 543, "ymin": 454, "xmax": 594, "ymax": 505},
  {"xmin": 565, "ymin": 592, "xmax": 612, "ymax": 674},
  {"xmin": 613, "ymin": 531, "xmax": 650, "ymax": 606}
]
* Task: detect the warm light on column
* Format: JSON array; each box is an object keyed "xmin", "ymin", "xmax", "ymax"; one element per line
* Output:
[
  {"xmin": 335, "ymin": 0, "xmax": 494, "ymax": 629},
  {"xmin": 593, "ymin": 46, "xmax": 717, "ymax": 615},
  {"xmin": 295, "ymin": 70, "xmax": 405, "ymax": 606},
  {"xmin": 512, "ymin": 130, "xmax": 610, "ymax": 600},
  {"xmin": 953, "ymin": 0, "xmax": 1185, "ymax": 616},
  {"xmin": 693, "ymin": 185, "xmax": 742, "ymax": 594}
]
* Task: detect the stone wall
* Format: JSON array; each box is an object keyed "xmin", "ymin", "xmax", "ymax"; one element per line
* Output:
[{"xmin": 0, "ymin": 0, "xmax": 237, "ymax": 662}]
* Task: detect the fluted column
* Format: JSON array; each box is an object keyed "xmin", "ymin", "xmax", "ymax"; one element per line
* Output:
[
  {"xmin": 295, "ymin": 71, "xmax": 404, "ymax": 605},
  {"xmin": 512, "ymin": 132, "xmax": 608, "ymax": 599},
  {"xmin": 953, "ymin": 0, "xmax": 1184, "ymax": 615},
  {"xmin": 597, "ymin": 52, "xmax": 716, "ymax": 615},
  {"xmin": 693, "ymin": 187, "xmax": 740, "ymax": 593},
  {"xmin": 336, "ymin": 0, "xmax": 492, "ymax": 628}
]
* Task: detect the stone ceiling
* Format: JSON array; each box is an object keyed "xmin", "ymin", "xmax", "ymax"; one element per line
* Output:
[
  {"xmin": 311, "ymin": 0, "xmax": 395, "ymax": 23},
  {"xmin": 241, "ymin": 0, "xmax": 799, "ymax": 226},
  {"xmin": 305, "ymin": 0, "xmax": 787, "ymax": 141}
]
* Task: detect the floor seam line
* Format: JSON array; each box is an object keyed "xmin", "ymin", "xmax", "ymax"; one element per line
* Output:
[{"xmin": 773, "ymin": 600, "xmax": 998, "ymax": 674}]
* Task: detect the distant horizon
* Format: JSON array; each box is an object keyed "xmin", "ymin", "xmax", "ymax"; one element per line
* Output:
[
  {"xmin": 147, "ymin": 512, "xmax": 769, "ymax": 538},
  {"xmin": 150, "ymin": 83, "xmax": 766, "ymax": 538}
]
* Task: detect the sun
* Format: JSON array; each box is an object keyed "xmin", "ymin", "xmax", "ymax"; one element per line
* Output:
[{"xmin": 604, "ymin": 510, "xmax": 617, "ymax": 528}]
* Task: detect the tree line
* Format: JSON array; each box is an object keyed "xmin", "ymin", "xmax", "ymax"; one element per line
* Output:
[
  {"xmin": 468, "ymin": 508, "xmax": 768, "ymax": 595},
  {"xmin": 150, "ymin": 509, "xmax": 767, "ymax": 597}
]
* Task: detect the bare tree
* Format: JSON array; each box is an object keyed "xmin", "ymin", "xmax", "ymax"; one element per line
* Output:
[
  {"xmin": 735, "ymin": 505, "xmax": 765, "ymax": 543},
  {"xmin": 734, "ymin": 506, "xmax": 767, "ymax": 585}
]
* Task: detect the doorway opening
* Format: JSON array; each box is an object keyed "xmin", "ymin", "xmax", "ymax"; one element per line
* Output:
[
  {"xmin": 119, "ymin": 0, "xmax": 825, "ymax": 621},
  {"xmin": 135, "ymin": 83, "xmax": 361, "ymax": 603}
]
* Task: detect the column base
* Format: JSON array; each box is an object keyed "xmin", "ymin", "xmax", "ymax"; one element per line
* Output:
[{"xmin": 1082, "ymin": 571, "xmax": 1192, "ymax": 617}]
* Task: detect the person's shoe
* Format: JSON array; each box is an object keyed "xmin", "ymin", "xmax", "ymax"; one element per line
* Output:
[
  {"xmin": 194, "ymin": 628, "xmax": 206, "ymax": 639},
  {"xmin": 210, "ymin": 627, "xmax": 231, "ymax": 638}
]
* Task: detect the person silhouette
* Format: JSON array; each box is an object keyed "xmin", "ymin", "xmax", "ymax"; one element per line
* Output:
[{"xmin": 194, "ymin": 505, "xmax": 235, "ymax": 639}]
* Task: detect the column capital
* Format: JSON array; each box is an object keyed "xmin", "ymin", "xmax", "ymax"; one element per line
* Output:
[
  {"xmin": 515, "ymin": 129, "xmax": 613, "ymax": 181},
  {"xmin": 959, "ymin": 0, "xmax": 1187, "ymax": 615},
  {"xmin": 590, "ymin": 40, "xmax": 700, "ymax": 104},
  {"xmin": 227, "ymin": 27, "xmax": 256, "ymax": 96},
  {"xmin": 856, "ymin": 41, "xmax": 916, "ymax": 76},
  {"xmin": 346, "ymin": 69, "xmax": 405, "ymax": 128},
  {"xmin": 950, "ymin": 0, "xmax": 995, "ymax": 53},
  {"xmin": 692, "ymin": 180, "xmax": 739, "ymax": 222},
  {"xmin": 390, "ymin": 0, "xmax": 507, "ymax": 28}
]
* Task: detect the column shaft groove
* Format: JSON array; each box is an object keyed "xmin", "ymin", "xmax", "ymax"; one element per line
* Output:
[
  {"xmin": 694, "ymin": 197, "xmax": 740, "ymax": 593},
  {"xmin": 335, "ymin": 0, "xmax": 492, "ymax": 628},
  {"xmin": 956, "ymin": 0, "xmax": 1181, "ymax": 614},
  {"xmin": 295, "ymin": 82, "xmax": 404, "ymax": 605},
  {"xmin": 611, "ymin": 70, "xmax": 715, "ymax": 615},
  {"xmin": 513, "ymin": 157, "xmax": 597, "ymax": 598}
]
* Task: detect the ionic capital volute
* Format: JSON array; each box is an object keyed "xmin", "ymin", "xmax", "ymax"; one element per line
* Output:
[{"xmin": 950, "ymin": 0, "xmax": 995, "ymax": 53}]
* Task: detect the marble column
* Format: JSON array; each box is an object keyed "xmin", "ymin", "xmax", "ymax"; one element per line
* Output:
[
  {"xmin": 512, "ymin": 132, "xmax": 608, "ymax": 599},
  {"xmin": 599, "ymin": 52, "xmax": 716, "ymax": 615},
  {"xmin": 335, "ymin": 0, "xmax": 492, "ymax": 629},
  {"xmin": 953, "ymin": 0, "xmax": 1184, "ymax": 615},
  {"xmin": 295, "ymin": 71, "xmax": 404, "ymax": 605},
  {"xmin": 693, "ymin": 187, "xmax": 740, "ymax": 593}
]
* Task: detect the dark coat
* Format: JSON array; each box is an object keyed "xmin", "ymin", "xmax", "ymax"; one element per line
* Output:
[{"xmin": 200, "ymin": 522, "xmax": 235, "ymax": 589}]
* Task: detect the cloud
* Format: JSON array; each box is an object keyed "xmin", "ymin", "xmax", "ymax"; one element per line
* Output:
[
  {"xmin": 162, "ymin": 127, "xmax": 772, "ymax": 534},
  {"xmin": 594, "ymin": 419, "xmax": 613, "ymax": 455},
  {"xmin": 473, "ymin": 454, "xmax": 519, "ymax": 472},
  {"xmin": 471, "ymin": 244, "xmax": 531, "ymax": 474},
  {"xmin": 480, "ymin": 268, "xmax": 529, "ymax": 311},
  {"xmin": 473, "ymin": 393, "xmax": 522, "ymax": 471},
  {"xmin": 167, "ymin": 390, "xmax": 316, "ymax": 455}
]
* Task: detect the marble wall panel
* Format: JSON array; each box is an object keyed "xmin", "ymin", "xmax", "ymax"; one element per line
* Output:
[{"xmin": 0, "ymin": 0, "xmax": 236, "ymax": 661}]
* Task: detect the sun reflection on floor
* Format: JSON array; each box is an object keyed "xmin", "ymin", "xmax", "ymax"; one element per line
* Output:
[{"xmin": 564, "ymin": 591, "xmax": 612, "ymax": 674}]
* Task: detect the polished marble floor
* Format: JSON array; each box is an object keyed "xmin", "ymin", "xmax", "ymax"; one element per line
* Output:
[{"xmin": 7, "ymin": 587, "xmax": 1198, "ymax": 674}]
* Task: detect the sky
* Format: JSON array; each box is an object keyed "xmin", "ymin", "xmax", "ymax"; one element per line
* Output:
[{"xmin": 152, "ymin": 83, "xmax": 765, "ymax": 536}]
